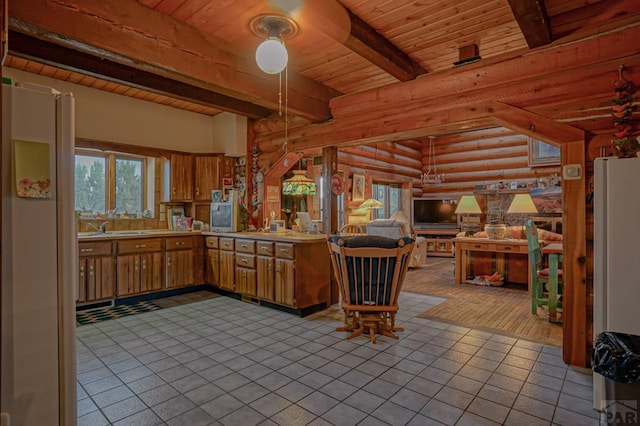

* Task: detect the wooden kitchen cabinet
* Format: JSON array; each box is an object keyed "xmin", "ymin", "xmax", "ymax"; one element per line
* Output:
[
  {"xmin": 218, "ymin": 237, "xmax": 235, "ymax": 291},
  {"xmin": 256, "ymin": 242, "xmax": 275, "ymax": 301},
  {"xmin": 274, "ymin": 243, "xmax": 295, "ymax": 306},
  {"xmin": 205, "ymin": 236, "xmax": 220, "ymax": 285},
  {"xmin": 194, "ymin": 155, "xmax": 220, "ymax": 201},
  {"xmin": 116, "ymin": 238, "xmax": 162, "ymax": 297},
  {"xmin": 204, "ymin": 234, "xmax": 330, "ymax": 315},
  {"xmin": 78, "ymin": 241, "xmax": 115, "ymax": 303},
  {"xmin": 235, "ymin": 240, "xmax": 257, "ymax": 296},
  {"xmin": 169, "ymin": 153, "xmax": 193, "ymax": 201},
  {"xmin": 165, "ymin": 236, "xmax": 194, "ymax": 288}
]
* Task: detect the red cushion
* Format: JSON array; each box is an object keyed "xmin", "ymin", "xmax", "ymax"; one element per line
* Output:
[{"xmin": 537, "ymin": 268, "xmax": 563, "ymax": 278}]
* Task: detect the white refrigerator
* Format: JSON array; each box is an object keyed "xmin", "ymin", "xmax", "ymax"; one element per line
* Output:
[
  {"xmin": 1, "ymin": 82, "xmax": 77, "ymax": 425},
  {"xmin": 593, "ymin": 156, "xmax": 640, "ymax": 411}
]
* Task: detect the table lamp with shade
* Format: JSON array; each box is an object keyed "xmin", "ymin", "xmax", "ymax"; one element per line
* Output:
[
  {"xmin": 507, "ymin": 193, "xmax": 538, "ymax": 238},
  {"xmin": 357, "ymin": 198, "xmax": 384, "ymax": 220},
  {"xmin": 455, "ymin": 195, "xmax": 482, "ymax": 235}
]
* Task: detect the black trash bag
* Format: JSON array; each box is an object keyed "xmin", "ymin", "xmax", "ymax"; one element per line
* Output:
[{"xmin": 593, "ymin": 332, "xmax": 640, "ymax": 384}]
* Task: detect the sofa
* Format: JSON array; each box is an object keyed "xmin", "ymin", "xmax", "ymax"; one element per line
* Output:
[{"xmin": 365, "ymin": 213, "xmax": 427, "ymax": 268}]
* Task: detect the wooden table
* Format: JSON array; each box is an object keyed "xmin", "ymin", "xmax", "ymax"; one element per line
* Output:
[
  {"xmin": 542, "ymin": 242, "xmax": 563, "ymax": 322},
  {"xmin": 453, "ymin": 237, "xmax": 530, "ymax": 289}
]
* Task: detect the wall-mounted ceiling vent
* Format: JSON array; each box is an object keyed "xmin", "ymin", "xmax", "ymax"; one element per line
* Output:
[{"xmin": 453, "ymin": 44, "xmax": 481, "ymax": 66}]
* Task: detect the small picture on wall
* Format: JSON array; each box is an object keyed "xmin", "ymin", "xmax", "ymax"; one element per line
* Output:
[
  {"xmin": 222, "ymin": 177, "xmax": 233, "ymax": 187},
  {"xmin": 352, "ymin": 174, "xmax": 365, "ymax": 202}
]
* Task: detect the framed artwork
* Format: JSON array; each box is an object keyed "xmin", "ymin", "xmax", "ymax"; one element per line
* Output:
[
  {"xmin": 266, "ymin": 185, "xmax": 280, "ymax": 202},
  {"xmin": 15, "ymin": 140, "xmax": 52, "ymax": 199},
  {"xmin": 222, "ymin": 177, "xmax": 233, "ymax": 187},
  {"xmin": 352, "ymin": 173, "xmax": 365, "ymax": 202},
  {"xmin": 212, "ymin": 190, "xmax": 223, "ymax": 202},
  {"xmin": 528, "ymin": 138, "xmax": 561, "ymax": 167},
  {"xmin": 530, "ymin": 186, "xmax": 562, "ymax": 214}
]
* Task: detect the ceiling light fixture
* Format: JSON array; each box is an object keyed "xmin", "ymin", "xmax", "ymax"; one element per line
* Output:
[
  {"xmin": 422, "ymin": 136, "xmax": 444, "ymax": 187},
  {"xmin": 282, "ymin": 153, "xmax": 316, "ymax": 196},
  {"xmin": 251, "ymin": 15, "xmax": 298, "ymax": 75}
]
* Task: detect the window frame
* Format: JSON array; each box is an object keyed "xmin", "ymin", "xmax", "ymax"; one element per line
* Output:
[
  {"xmin": 75, "ymin": 148, "xmax": 148, "ymax": 214},
  {"xmin": 371, "ymin": 182, "xmax": 402, "ymax": 220}
]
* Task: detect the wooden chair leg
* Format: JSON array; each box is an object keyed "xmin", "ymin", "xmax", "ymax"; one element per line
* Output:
[
  {"xmin": 388, "ymin": 312, "xmax": 403, "ymax": 332},
  {"xmin": 336, "ymin": 309, "xmax": 356, "ymax": 332}
]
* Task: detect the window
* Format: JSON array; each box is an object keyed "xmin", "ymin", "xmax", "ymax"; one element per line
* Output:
[
  {"xmin": 75, "ymin": 150, "xmax": 150, "ymax": 216},
  {"xmin": 115, "ymin": 158, "xmax": 143, "ymax": 213},
  {"xmin": 75, "ymin": 154, "xmax": 106, "ymax": 213},
  {"xmin": 371, "ymin": 183, "xmax": 402, "ymax": 219}
]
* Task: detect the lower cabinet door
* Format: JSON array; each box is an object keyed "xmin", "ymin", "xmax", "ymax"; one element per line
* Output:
[
  {"xmin": 206, "ymin": 248, "xmax": 220, "ymax": 285},
  {"xmin": 116, "ymin": 255, "xmax": 140, "ymax": 296},
  {"xmin": 219, "ymin": 250, "xmax": 235, "ymax": 291},
  {"xmin": 257, "ymin": 256, "xmax": 275, "ymax": 301},
  {"xmin": 140, "ymin": 252, "xmax": 163, "ymax": 292},
  {"xmin": 166, "ymin": 250, "xmax": 195, "ymax": 288},
  {"xmin": 78, "ymin": 259, "xmax": 87, "ymax": 303},
  {"xmin": 236, "ymin": 267, "xmax": 257, "ymax": 296},
  {"xmin": 274, "ymin": 258, "xmax": 295, "ymax": 306},
  {"xmin": 88, "ymin": 257, "xmax": 115, "ymax": 301}
]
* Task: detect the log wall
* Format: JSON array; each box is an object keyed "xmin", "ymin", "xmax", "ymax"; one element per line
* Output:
[{"xmin": 257, "ymin": 126, "xmax": 563, "ymax": 201}]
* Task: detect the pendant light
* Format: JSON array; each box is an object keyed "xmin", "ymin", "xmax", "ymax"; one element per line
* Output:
[
  {"xmin": 282, "ymin": 153, "xmax": 316, "ymax": 195},
  {"xmin": 422, "ymin": 136, "xmax": 444, "ymax": 187},
  {"xmin": 251, "ymin": 15, "xmax": 298, "ymax": 75}
]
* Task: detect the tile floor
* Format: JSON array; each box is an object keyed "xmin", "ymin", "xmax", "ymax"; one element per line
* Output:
[{"xmin": 76, "ymin": 292, "xmax": 600, "ymax": 425}]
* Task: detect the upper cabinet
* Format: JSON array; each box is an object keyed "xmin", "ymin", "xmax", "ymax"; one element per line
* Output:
[
  {"xmin": 169, "ymin": 153, "xmax": 193, "ymax": 202},
  {"xmin": 194, "ymin": 155, "xmax": 221, "ymax": 201}
]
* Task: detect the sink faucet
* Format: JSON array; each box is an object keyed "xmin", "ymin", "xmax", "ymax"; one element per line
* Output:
[{"xmin": 86, "ymin": 222, "xmax": 109, "ymax": 233}]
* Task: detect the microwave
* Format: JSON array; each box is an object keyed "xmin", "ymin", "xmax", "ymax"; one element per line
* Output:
[{"xmin": 210, "ymin": 200, "xmax": 242, "ymax": 232}]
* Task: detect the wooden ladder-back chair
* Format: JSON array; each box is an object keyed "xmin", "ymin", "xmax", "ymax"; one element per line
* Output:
[
  {"xmin": 525, "ymin": 220, "xmax": 563, "ymax": 322},
  {"xmin": 327, "ymin": 235, "xmax": 414, "ymax": 343},
  {"xmin": 338, "ymin": 223, "xmax": 367, "ymax": 235}
]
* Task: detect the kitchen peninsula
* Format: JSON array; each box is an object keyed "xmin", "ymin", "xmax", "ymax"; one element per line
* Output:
[
  {"xmin": 203, "ymin": 231, "xmax": 331, "ymax": 316},
  {"xmin": 77, "ymin": 230, "xmax": 331, "ymax": 317}
]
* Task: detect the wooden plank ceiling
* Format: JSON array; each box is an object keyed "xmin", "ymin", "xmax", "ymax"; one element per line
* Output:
[{"xmin": 5, "ymin": 0, "xmax": 637, "ymax": 141}]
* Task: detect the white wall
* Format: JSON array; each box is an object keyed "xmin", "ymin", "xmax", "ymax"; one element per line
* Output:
[
  {"xmin": 2, "ymin": 68, "xmax": 241, "ymax": 153},
  {"xmin": 212, "ymin": 112, "xmax": 247, "ymax": 157}
]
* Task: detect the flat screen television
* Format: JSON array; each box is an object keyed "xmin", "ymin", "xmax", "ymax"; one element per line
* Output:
[{"xmin": 412, "ymin": 198, "xmax": 459, "ymax": 229}]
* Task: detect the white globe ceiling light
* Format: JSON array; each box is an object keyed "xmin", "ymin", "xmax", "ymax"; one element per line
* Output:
[
  {"xmin": 255, "ymin": 38, "xmax": 288, "ymax": 74},
  {"xmin": 250, "ymin": 15, "xmax": 298, "ymax": 75}
]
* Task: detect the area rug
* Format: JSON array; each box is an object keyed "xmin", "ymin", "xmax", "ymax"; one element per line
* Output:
[
  {"xmin": 404, "ymin": 258, "xmax": 563, "ymax": 347},
  {"xmin": 76, "ymin": 301, "xmax": 164, "ymax": 325}
]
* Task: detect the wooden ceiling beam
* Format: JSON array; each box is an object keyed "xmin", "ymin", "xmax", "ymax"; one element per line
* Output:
[
  {"xmin": 344, "ymin": 9, "xmax": 427, "ymax": 81},
  {"xmin": 492, "ymin": 102, "xmax": 584, "ymax": 145},
  {"xmin": 255, "ymin": 27, "xmax": 638, "ymax": 153},
  {"xmin": 8, "ymin": 0, "xmax": 338, "ymax": 121},
  {"xmin": 507, "ymin": 0, "xmax": 552, "ymax": 48},
  {"xmin": 8, "ymin": 31, "xmax": 272, "ymax": 119},
  {"xmin": 300, "ymin": 0, "xmax": 426, "ymax": 81}
]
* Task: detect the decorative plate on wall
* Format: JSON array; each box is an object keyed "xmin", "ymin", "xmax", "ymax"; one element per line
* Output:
[{"xmin": 331, "ymin": 174, "xmax": 344, "ymax": 195}]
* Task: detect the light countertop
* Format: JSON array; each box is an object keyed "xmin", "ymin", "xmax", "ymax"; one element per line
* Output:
[
  {"xmin": 202, "ymin": 230, "xmax": 328, "ymax": 243},
  {"xmin": 77, "ymin": 229, "xmax": 200, "ymax": 240}
]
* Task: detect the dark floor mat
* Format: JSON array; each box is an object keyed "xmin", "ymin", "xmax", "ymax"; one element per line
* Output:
[{"xmin": 76, "ymin": 301, "xmax": 163, "ymax": 325}]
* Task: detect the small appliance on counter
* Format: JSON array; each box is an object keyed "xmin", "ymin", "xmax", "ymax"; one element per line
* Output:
[
  {"xmin": 269, "ymin": 220, "xmax": 286, "ymax": 233},
  {"xmin": 210, "ymin": 189, "xmax": 244, "ymax": 232}
]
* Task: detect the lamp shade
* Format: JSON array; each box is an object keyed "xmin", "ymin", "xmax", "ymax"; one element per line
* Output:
[
  {"xmin": 455, "ymin": 195, "xmax": 482, "ymax": 214},
  {"xmin": 255, "ymin": 38, "xmax": 288, "ymax": 74},
  {"xmin": 359, "ymin": 198, "xmax": 384, "ymax": 209},
  {"xmin": 507, "ymin": 193, "xmax": 538, "ymax": 214},
  {"xmin": 282, "ymin": 170, "xmax": 316, "ymax": 195}
]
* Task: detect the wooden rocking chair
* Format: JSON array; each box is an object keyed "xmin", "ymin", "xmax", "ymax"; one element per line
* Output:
[{"xmin": 327, "ymin": 235, "xmax": 414, "ymax": 343}]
